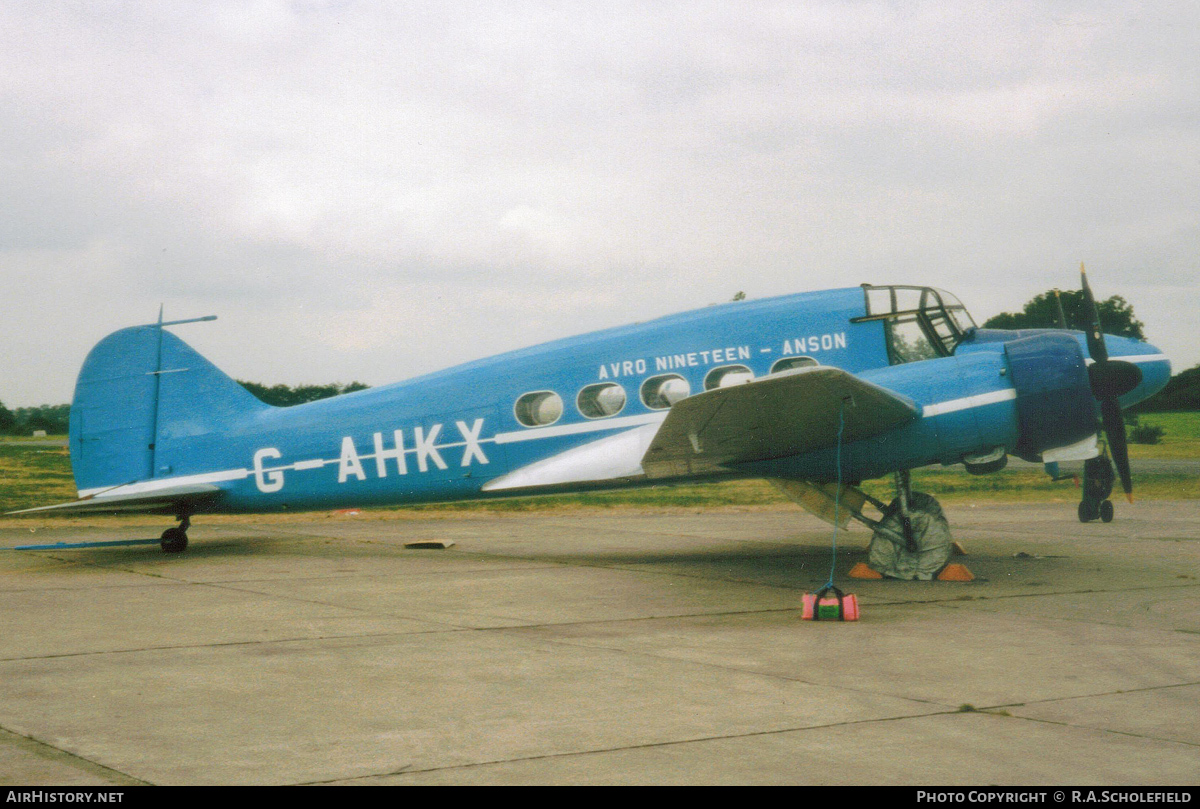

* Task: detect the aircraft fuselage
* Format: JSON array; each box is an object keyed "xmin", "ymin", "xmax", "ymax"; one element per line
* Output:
[{"xmin": 65, "ymin": 286, "xmax": 1167, "ymax": 515}]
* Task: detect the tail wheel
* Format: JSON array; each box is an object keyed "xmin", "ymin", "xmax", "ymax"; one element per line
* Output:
[{"xmin": 160, "ymin": 527, "xmax": 188, "ymax": 553}]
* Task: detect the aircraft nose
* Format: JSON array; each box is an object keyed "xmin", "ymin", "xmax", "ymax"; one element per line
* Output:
[{"xmin": 1106, "ymin": 334, "xmax": 1172, "ymax": 408}]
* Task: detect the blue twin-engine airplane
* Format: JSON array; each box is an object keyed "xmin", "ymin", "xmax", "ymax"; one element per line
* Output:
[{"xmin": 11, "ymin": 269, "xmax": 1171, "ymax": 578}]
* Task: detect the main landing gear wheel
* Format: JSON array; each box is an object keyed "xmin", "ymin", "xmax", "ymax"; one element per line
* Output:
[
  {"xmin": 867, "ymin": 491, "xmax": 953, "ymax": 580},
  {"xmin": 160, "ymin": 527, "xmax": 188, "ymax": 553}
]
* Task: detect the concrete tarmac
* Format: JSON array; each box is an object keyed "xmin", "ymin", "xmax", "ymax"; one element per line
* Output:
[{"xmin": 1, "ymin": 502, "xmax": 1197, "ymax": 786}]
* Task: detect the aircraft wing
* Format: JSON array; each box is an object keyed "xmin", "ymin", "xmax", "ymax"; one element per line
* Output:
[
  {"xmin": 5, "ymin": 483, "xmax": 222, "ymax": 517},
  {"xmin": 641, "ymin": 366, "xmax": 918, "ymax": 478}
]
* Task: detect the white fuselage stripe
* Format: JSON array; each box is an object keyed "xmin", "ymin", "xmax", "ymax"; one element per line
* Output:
[
  {"xmin": 78, "ymin": 468, "xmax": 249, "ymax": 499},
  {"xmin": 1084, "ymin": 353, "xmax": 1169, "ymax": 365},
  {"xmin": 493, "ymin": 412, "xmax": 667, "ymax": 444},
  {"xmin": 922, "ymin": 388, "xmax": 1017, "ymax": 417}
]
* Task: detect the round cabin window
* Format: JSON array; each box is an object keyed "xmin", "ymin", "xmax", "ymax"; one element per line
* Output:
[
  {"xmin": 640, "ymin": 374, "xmax": 691, "ymax": 410},
  {"xmin": 577, "ymin": 383, "xmax": 627, "ymax": 419},
  {"xmin": 514, "ymin": 391, "xmax": 563, "ymax": 427}
]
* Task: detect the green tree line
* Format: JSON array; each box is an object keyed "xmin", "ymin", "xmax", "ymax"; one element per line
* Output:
[
  {"xmin": 236, "ymin": 380, "xmax": 370, "ymax": 407},
  {"xmin": 1130, "ymin": 364, "xmax": 1200, "ymax": 413},
  {"xmin": 0, "ymin": 381, "xmax": 371, "ymax": 436},
  {"xmin": 981, "ymin": 290, "xmax": 1145, "ymax": 339},
  {"xmin": 0, "ymin": 403, "xmax": 71, "ymax": 435}
]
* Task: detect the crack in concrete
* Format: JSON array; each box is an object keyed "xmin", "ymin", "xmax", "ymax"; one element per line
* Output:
[
  {"xmin": 1003, "ymin": 710, "xmax": 1200, "ymax": 749},
  {"xmin": 294, "ymin": 707, "xmax": 1007, "ymax": 785},
  {"xmin": 0, "ymin": 724, "xmax": 150, "ymax": 786},
  {"xmin": 0, "ymin": 626, "xmax": 474, "ymax": 663}
]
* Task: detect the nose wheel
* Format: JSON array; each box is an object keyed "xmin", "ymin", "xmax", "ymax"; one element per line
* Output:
[
  {"xmin": 160, "ymin": 514, "xmax": 190, "ymax": 553},
  {"xmin": 1078, "ymin": 453, "xmax": 1116, "ymax": 524}
]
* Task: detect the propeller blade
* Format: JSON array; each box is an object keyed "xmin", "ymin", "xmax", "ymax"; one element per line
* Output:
[
  {"xmin": 1099, "ymin": 397, "xmax": 1133, "ymax": 502},
  {"xmin": 1052, "ymin": 289, "xmax": 1068, "ymax": 329},
  {"xmin": 1079, "ymin": 262, "xmax": 1109, "ymax": 363},
  {"xmin": 1076, "ymin": 264, "xmax": 1135, "ymax": 501}
]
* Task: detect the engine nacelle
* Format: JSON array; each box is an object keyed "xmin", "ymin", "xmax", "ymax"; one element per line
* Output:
[{"xmin": 1003, "ymin": 333, "xmax": 1096, "ymax": 462}]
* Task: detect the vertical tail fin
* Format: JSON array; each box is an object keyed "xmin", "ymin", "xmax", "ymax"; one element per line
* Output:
[{"xmin": 70, "ymin": 325, "xmax": 269, "ymax": 494}]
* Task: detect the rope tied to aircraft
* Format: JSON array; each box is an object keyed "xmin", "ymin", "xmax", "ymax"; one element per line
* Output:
[
  {"xmin": 824, "ymin": 400, "xmax": 846, "ymax": 592},
  {"xmin": 803, "ymin": 398, "xmax": 860, "ymax": 620}
]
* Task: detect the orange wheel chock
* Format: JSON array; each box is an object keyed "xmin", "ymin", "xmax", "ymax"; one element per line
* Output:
[
  {"xmin": 937, "ymin": 563, "xmax": 975, "ymax": 582},
  {"xmin": 848, "ymin": 562, "xmax": 883, "ymax": 579}
]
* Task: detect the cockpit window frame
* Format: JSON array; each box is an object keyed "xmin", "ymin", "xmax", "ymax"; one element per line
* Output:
[{"xmin": 854, "ymin": 284, "xmax": 977, "ymax": 364}]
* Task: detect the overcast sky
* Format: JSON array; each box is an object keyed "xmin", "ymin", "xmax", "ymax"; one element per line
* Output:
[{"xmin": 2, "ymin": 1, "xmax": 1197, "ymax": 407}]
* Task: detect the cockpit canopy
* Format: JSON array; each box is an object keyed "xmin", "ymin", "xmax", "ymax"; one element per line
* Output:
[{"xmin": 855, "ymin": 285, "xmax": 977, "ymax": 364}]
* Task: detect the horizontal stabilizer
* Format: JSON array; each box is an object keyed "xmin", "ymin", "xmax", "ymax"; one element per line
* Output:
[
  {"xmin": 642, "ymin": 366, "xmax": 917, "ymax": 478},
  {"xmin": 6, "ymin": 483, "xmax": 222, "ymax": 517}
]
